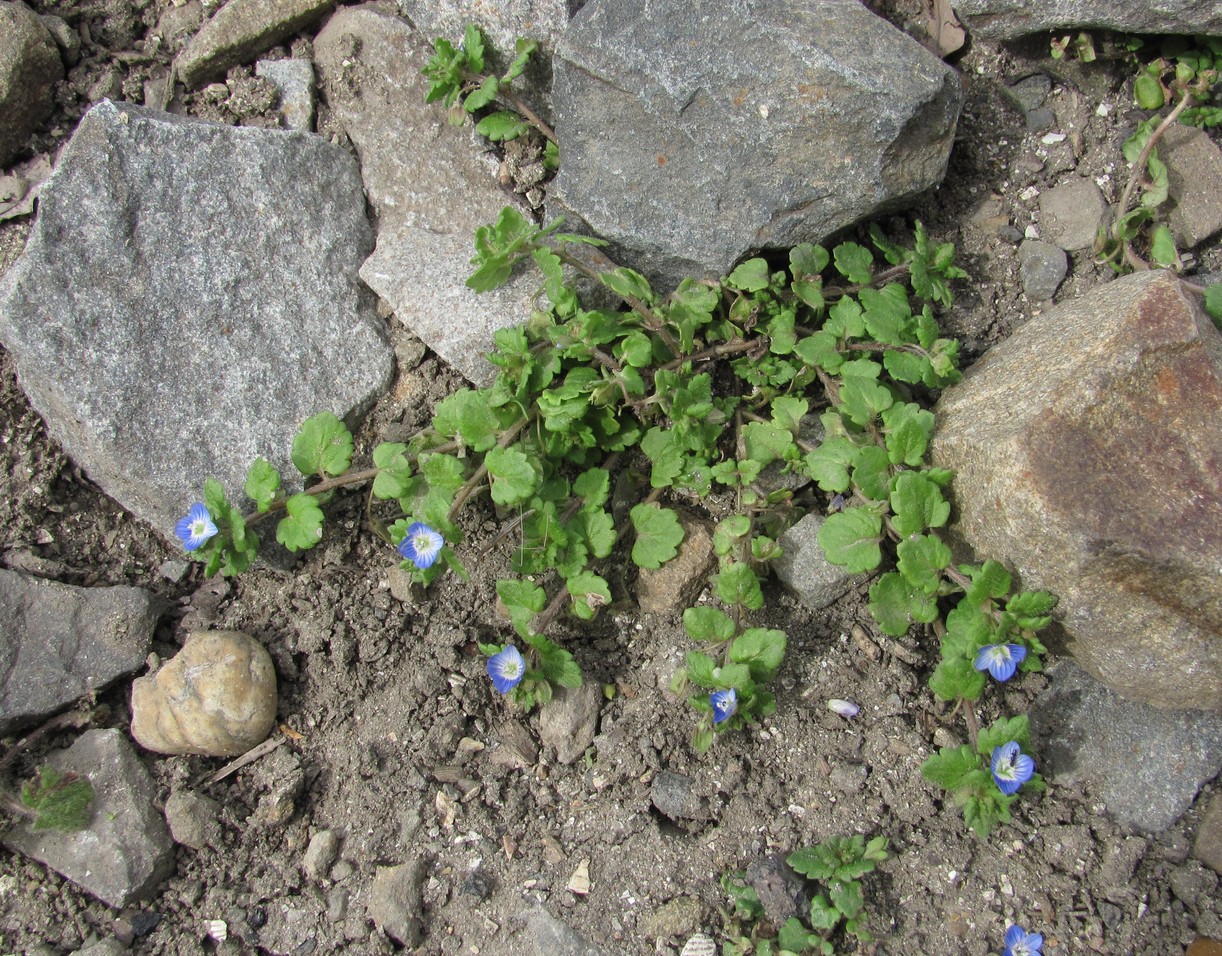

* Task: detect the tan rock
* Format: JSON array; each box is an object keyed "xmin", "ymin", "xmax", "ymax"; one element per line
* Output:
[
  {"xmin": 636, "ymin": 513, "xmax": 714, "ymax": 614},
  {"xmin": 931, "ymin": 271, "xmax": 1222, "ymax": 709},
  {"xmin": 131, "ymin": 629, "xmax": 278, "ymax": 756}
]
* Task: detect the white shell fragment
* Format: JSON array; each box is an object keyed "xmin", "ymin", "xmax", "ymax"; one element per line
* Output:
[
  {"xmin": 566, "ymin": 858, "xmax": 591, "ymax": 895},
  {"xmin": 681, "ymin": 934, "xmax": 717, "ymax": 956}
]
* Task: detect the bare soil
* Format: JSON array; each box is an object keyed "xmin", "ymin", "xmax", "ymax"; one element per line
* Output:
[{"xmin": 1, "ymin": 2, "xmax": 1219, "ymax": 954}]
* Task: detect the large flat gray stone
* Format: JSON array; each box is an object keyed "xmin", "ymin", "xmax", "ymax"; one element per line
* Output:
[
  {"xmin": 0, "ymin": 569, "xmax": 158, "ymax": 735},
  {"xmin": 952, "ymin": 0, "xmax": 1222, "ymax": 40},
  {"xmin": 550, "ymin": 0, "xmax": 962, "ymax": 290},
  {"xmin": 0, "ymin": 101, "xmax": 394, "ymax": 543}
]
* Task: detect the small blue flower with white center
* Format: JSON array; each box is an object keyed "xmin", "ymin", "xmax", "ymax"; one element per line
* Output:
[
  {"xmin": 397, "ymin": 521, "xmax": 444, "ymax": 570},
  {"xmin": 175, "ymin": 503, "xmax": 218, "ymax": 552},
  {"xmin": 991, "ymin": 741, "xmax": 1035, "ymax": 796},
  {"xmin": 973, "ymin": 643, "xmax": 1027, "ymax": 682},
  {"xmin": 1003, "ymin": 923, "xmax": 1043, "ymax": 956},
  {"xmin": 711, "ymin": 689, "xmax": 737, "ymax": 725},
  {"xmin": 487, "ymin": 645, "xmax": 525, "ymax": 694}
]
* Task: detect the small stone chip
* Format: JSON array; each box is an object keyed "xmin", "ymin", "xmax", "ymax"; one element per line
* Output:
[
  {"xmin": 681, "ymin": 935, "xmax": 717, "ymax": 956},
  {"xmin": 567, "ymin": 858, "xmax": 591, "ymax": 895}
]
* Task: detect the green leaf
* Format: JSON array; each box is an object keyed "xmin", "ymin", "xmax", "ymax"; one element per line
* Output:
[
  {"xmin": 434, "ymin": 389, "xmax": 499, "ymax": 452},
  {"xmin": 805, "ymin": 437, "xmax": 857, "ymax": 492},
  {"xmin": 1006, "ymin": 589, "xmax": 1058, "ymax": 628},
  {"xmin": 727, "ymin": 258, "xmax": 771, "ymax": 292},
  {"xmin": 793, "ymin": 330, "xmax": 844, "ymax": 373},
  {"xmin": 742, "ymin": 420, "xmax": 794, "ymax": 465},
  {"xmin": 526, "ymin": 632, "xmax": 583, "ymax": 688},
  {"xmin": 1205, "ymin": 284, "xmax": 1222, "ymax": 328},
  {"xmin": 567, "ymin": 571, "xmax": 612, "ymax": 620},
  {"xmin": 833, "ymin": 242, "xmax": 874, "ymax": 284},
  {"xmin": 21, "ymin": 767, "xmax": 94, "ymax": 832},
  {"xmin": 1150, "ymin": 224, "xmax": 1181, "ymax": 269},
  {"xmin": 850, "ymin": 445, "xmax": 892, "ymax": 501},
  {"xmin": 502, "ymin": 37, "xmax": 537, "ymax": 83},
  {"xmin": 576, "ymin": 509, "xmax": 617, "ymax": 559},
  {"xmin": 778, "ymin": 918, "xmax": 819, "ymax": 953},
  {"xmin": 929, "ymin": 654, "xmax": 986, "ymax": 701},
  {"xmin": 683, "ymin": 606, "xmax": 737, "ymax": 642},
  {"xmin": 978, "ymin": 714, "xmax": 1031, "ymax": 756},
  {"xmin": 828, "ymin": 878, "xmax": 864, "ymax": 920},
  {"xmin": 729, "ymin": 628, "xmax": 786, "ymax": 681},
  {"xmin": 463, "ymin": 74, "xmax": 499, "ymax": 111},
  {"xmin": 817, "ymin": 508, "xmax": 882, "ymax": 573},
  {"xmin": 868, "ymin": 570, "xmax": 937, "ymax": 636},
  {"xmin": 882, "ymin": 402, "xmax": 935, "ymax": 467},
  {"xmin": 896, "ymin": 533, "xmax": 952, "ymax": 593},
  {"xmin": 244, "ymin": 458, "xmax": 280, "ymax": 513},
  {"xmin": 573, "ymin": 467, "xmax": 610, "ymax": 509},
  {"xmin": 859, "ymin": 284, "xmax": 911, "ymax": 344},
  {"xmin": 291, "ymin": 412, "xmax": 353, "ymax": 478},
  {"xmin": 839, "ymin": 374, "xmax": 894, "ymax": 426},
  {"xmin": 825, "ymin": 296, "xmax": 865, "ymax": 338},
  {"xmin": 475, "ymin": 110, "xmax": 529, "ymax": 141},
  {"xmin": 962, "ymin": 559, "xmax": 1012, "ymax": 605},
  {"xmin": 497, "ymin": 579, "xmax": 545, "ymax": 638},
  {"xmin": 716, "ymin": 562, "xmax": 765, "ymax": 611},
  {"xmin": 462, "ymin": 23, "xmax": 486, "ymax": 72},
  {"xmin": 486, "ymin": 445, "xmax": 539, "ymax": 506},
  {"xmin": 807, "ymin": 894, "xmax": 842, "ymax": 931},
  {"xmin": 630, "ymin": 503, "xmax": 685, "ymax": 569},
  {"xmin": 1134, "ymin": 72, "xmax": 1166, "ymax": 109},
  {"xmin": 371, "ymin": 443, "xmax": 414, "ymax": 500},
  {"xmin": 276, "ymin": 493, "xmax": 325, "ymax": 552},
  {"xmin": 600, "ymin": 267, "xmax": 656, "ymax": 304},
  {"xmin": 890, "ymin": 472, "xmax": 951, "ymax": 537},
  {"xmin": 685, "ymin": 650, "xmax": 719, "ymax": 688},
  {"xmin": 919, "ymin": 744, "xmax": 981, "ymax": 790}
]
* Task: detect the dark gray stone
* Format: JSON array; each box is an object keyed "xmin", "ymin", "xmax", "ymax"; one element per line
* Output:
[
  {"xmin": 931, "ymin": 271, "xmax": 1222, "ymax": 709},
  {"xmin": 745, "ymin": 853, "xmax": 810, "ymax": 926},
  {"xmin": 651, "ymin": 770, "xmax": 713, "ymax": 822},
  {"xmin": 538, "ymin": 683, "xmax": 601, "ymax": 765},
  {"xmin": 953, "ymin": 0, "xmax": 1222, "ymax": 40},
  {"xmin": 2, "ymin": 729, "xmax": 174, "ymax": 907},
  {"xmin": 0, "ymin": 569, "xmax": 159, "ymax": 735},
  {"xmin": 1006, "ymin": 73, "xmax": 1051, "ymax": 114},
  {"xmin": 550, "ymin": 0, "xmax": 963, "ymax": 291},
  {"xmin": 315, "ymin": 5, "xmax": 538, "ymax": 386},
  {"xmin": 175, "ymin": 0, "xmax": 335, "ymax": 88},
  {"xmin": 1018, "ymin": 239, "xmax": 1068, "ymax": 301},
  {"xmin": 394, "ymin": 0, "xmax": 574, "ymax": 56},
  {"xmin": 774, "ymin": 513, "xmax": 868, "ymax": 611},
  {"xmin": 0, "ymin": 1, "xmax": 64, "ymax": 166},
  {"xmin": 1029, "ymin": 661, "xmax": 1222, "ymax": 833},
  {"xmin": 0, "ymin": 101, "xmax": 394, "ymax": 543},
  {"xmin": 524, "ymin": 906, "xmax": 608, "ymax": 956}
]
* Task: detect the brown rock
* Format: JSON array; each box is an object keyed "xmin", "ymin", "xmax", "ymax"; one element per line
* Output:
[
  {"xmin": 931, "ymin": 270, "xmax": 1222, "ymax": 709},
  {"xmin": 636, "ymin": 513, "xmax": 714, "ymax": 613},
  {"xmin": 0, "ymin": 1, "xmax": 64, "ymax": 166},
  {"xmin": 131, "ymin": 630, "xmax": 278, "ymax": 756}
]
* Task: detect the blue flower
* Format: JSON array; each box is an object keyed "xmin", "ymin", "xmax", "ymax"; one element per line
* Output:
[
  {"xmin": 487, "ymin": 645, "xmax": 525, "ymax": 694},
  {"xmin": 973, "ymin": 643, "xmax": 1027, "ymax": 682},
  {"xmin": 175, "ymin": 503, "xmax": 218, "ymax": 551},
  {"xmin": 1003, "ymin": 924, "xmax": 1043, "ymax": 956},
  {"xmin": 991, "ymin": 741, "xmax": 1036, "ymax": 796},
  {"xmin": 398, "ymin": 521, "xmax": 444, "ymax": 570},
  {"xmin": 711, "ymin": 689, "xmax": 737, "ymax": 724}
]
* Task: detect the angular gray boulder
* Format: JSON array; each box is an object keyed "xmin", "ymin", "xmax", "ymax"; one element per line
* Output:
[
  {"xmin": 0, "ymin": 101, "xmax": 394, "ymax": 542},
  {"xmin": 0, "ymin": 569, "xmax": 159, "ymax": 735},
  {"xmin": 0, "ymin": 1, "xmax": 64, "ymax": 166},
  {"xmin": 952, "ymin": 0, "xmax": 1222, "ymax": 40},
  {"xmin": 315, "ymin": 4, "xmax": 538, "ymax": 386},
  {"xmin": 550, "ymin": 0, "xmax": 963, "ymax": 290},
  {"xmin": 931, "ymin": 271, "xmax": 1222, "ymax": 710}
]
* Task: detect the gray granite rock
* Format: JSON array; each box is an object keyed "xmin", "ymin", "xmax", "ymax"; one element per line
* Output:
[
  {"xmin": 175, "ymin": 0, "xmax": 335, "ymax": 88},
  {"xmin": 774, "ymin": 513, "xmax": 868, "ymax": 611},
  {"xmin": 163, "ymin": 787, "xmax": 223, "ymax": 850},
  {"xmin": 315, "ymin": 4, "xmax": 538, "ymax": 385},
  {"xmin": 1038, "ymin": 177, "xmax": 1107, "ymax": 252},
  {"xmin": 0, "ymin": 101, "xmax": 393, "ymax": 542},
  {"xmin": 931, "ymin": 270, "xmax": 1222, "ymax": 709},
  {"xmin": 550, "ymin": 0, "xmax": 963, "ymax": 290},
  {"xmin": 2, "ymin": 729, "xmax": 174, "ymax": 907},
  {"xmin": 0, "ymin": 1, "xmax": 64, "ymax": 166},
  {"xmin": 394, "ymin": 0, "xmax": 574, "ymax": 56},
  {"xmin": 538, "ymin": 683, "xmax": 601, "ymax": 764},
  {"xmin": 1030, "ymin": 662, "xmax": 1222, "ymax": 833},
  {"xmin": 651, "ymin": 770, "xmax": 713, "ymax": 822},
  {"xmin": 952, "ymin": 0, "xmax": 1222, "ymax": 40},
  {"xmin": 1162, "ymin": 123, "xmax": 1222, "ymax": 249},
  {"xmin": 524, "ymin": 905, "xmax": 609, "ymax": 956},
  {"xmin": 745, "ymin": 853, "xmax": 810, "ymax": 926},
  {"xmin": 1018, "ymin": 238, "xmax": 1068, "ymax": 301},
  {"xmin": 255, "ymin": 58, "xmax": 316, "ymax": 131},
  {"xmin": 0, "ymin": 569, "xmax": 159, "ymax": 735},
  {"xmin": 368, "ymin": 860, "xmax": 425, "ymax": 946}
]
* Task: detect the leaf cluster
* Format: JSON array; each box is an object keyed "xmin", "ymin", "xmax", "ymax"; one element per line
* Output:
[
  {"xmin": 20, "ymin": 766, "xmax": 94, "ymax": 832},
  {"xmin": 919, "ymin": 715, "xmax": 1046, "ymax": 838},
  {"xmin": 720, "ymin": 835, "xmax": 889, "ymax": 955}
]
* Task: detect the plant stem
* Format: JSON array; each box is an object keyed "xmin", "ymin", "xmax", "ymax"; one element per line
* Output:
[
  {"xmin": 447, "ymin": 417, "xmax": 530, "ymax": 523},
  {"xmin": 502, "ymin": 90, "xmax": 557, "ymax": 144}
]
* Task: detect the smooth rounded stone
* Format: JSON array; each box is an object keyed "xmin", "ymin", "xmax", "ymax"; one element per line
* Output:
[
  {"xmin": 131, "ymin": 630, "xmax": 278, "ymax": 756},
  {"xmin": 368, "ymin": 860, "xmax": 425, "ymax": 946},
  {"xmin": 0, "ymin": 1, "xmax": 64, "ymax": 165},
  {"xmin": 1018, "ymin": 239, "xmax": 1068, "ymax": 301},
  {"xmin": 164, "ymin": 788, "xmax": 222, "ymax": 850},
  {"xmin": 303, "ymin": 829, "xmax": 340, "ymax": 881}
]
